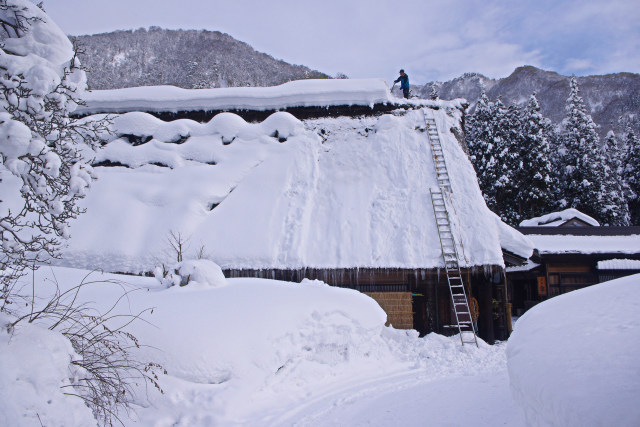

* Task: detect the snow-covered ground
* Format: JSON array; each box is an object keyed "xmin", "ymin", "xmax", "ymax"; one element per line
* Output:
[
  {"xmin": 4, "ymin": 267, "xmax": 639, "ymax": 426},
  {"xmin": 1, "ymin": 266, "xmax": 520, "ymax": 426}
]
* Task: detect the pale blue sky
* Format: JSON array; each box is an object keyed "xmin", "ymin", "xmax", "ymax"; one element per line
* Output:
[{"xmin": 44, "ymin": 0, "xmax": 640, "ymax": 84}]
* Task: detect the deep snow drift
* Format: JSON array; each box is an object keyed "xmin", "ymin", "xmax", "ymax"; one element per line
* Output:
[
  {"xmin": 1, "ymin": 266, "xmax": 509, "ymax": 426},
  {"xmin": 507, "ymin": 273, "xmax": 640, "ymax": 427}
]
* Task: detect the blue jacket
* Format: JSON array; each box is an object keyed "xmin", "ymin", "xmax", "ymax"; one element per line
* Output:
[{"xmin": 394, "ymin": 74, "xmax": 409, "ymax": 89}]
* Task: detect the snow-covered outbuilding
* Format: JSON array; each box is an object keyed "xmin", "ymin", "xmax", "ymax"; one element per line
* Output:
[
  {"xmin": 64, "ymin": 80, "xmax": 533, "ymax": 342},
  {"xmin": 508, "ymin": 209, "xmax": 640, "ymax": 315}
]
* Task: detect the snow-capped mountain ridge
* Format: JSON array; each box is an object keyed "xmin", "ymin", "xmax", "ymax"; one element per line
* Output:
[{"xmin": 417, "ymin": 65, "xmax": 640, "ymax": 139}]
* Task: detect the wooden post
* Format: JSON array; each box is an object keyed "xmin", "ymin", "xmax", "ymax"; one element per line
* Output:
[
  {"xmin": 478, "ymin": 279, "xmax": 494, "ymax": 345},
  {"xmin": 502, "ymin": 271, "xmax": 511, "ymax": 338}
]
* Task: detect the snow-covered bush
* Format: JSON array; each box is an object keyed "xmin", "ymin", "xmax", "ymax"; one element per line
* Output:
[
  {"xmin": 0, "ymin": 0, "xmax": 108, "ymax": 305},
  {"xmin": 0, "ymin": 312, "xmax": 98, "ymax": 426},
  {"xmin": 6, "ymin": 276, "xmax": 165, "ymax": 426},
  {"xmin": 155, "ymin": 259, "xmax": 228, "ymax": 288}
]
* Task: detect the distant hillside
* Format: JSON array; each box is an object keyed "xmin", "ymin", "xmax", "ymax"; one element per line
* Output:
[
  {"xmin": 415, "ymin": 66, "xmax": 640, "ymax": 138},
  {"xmin": 72, "ymin": 27, "xmax": 329, "ymax": 90}
]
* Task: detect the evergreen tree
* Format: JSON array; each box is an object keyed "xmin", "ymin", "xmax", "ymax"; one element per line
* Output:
[
  {"xmin": 465, "ymin": 92, "xmax": 494, "ymax": 202},
  {"xmin": 622, "ymin": 126, "xmax": 640, "ymax": 224},
  {"xmin": 466, "ymin": 94, "xmax": 523, "ymax": 224},
  {"xmin": 516, "ymin": 94, "xmax": 554, "ymax": 220},
  {"xmin": 492, "ymin": 101, "xmax": 521, "ymax": 224},
  {"xmin": 560, "ymin": 77, "xmax": 611, "ymax": 222},
  {"xmin": 466, "ymin": 92, "xmax": 499, "ymax": 208},
  {"xmin": 600, "ymin": 131, "xmax": 630, "ymax": 225}
]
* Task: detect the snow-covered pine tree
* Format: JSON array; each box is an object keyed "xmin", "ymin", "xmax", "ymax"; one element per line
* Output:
[
  {"xmin": 559, "ymin": 77, "xmax": 613, "ymax": 223},
  {"xmin": 622, "ymin": 125, "xmax": 640, "ymax": 224},
  {"xmin": 492, "ymin": 101, "xmax": 522, "ymax": 224},
  {"xmin": 600, "ymin": 131, "xmax": 630, "ymax": 225},
  {"xmin": 466, "ymin": 91, "xmax": 498, "ymax": 207},
  {"xmin": 516, "ymin": 94, "xmax": 554, "ymax": 221},
  {"xmin": 466, "ymin": 93, "xmax": 523, "ymax": 224}
]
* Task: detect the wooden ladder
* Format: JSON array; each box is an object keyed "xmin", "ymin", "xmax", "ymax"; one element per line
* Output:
[{"xmin": 424, "ymin": 110, "xmax": 478, "ymax": 347}]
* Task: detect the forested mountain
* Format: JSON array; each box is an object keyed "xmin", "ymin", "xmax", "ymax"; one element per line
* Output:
[
  {"xmin": 71, "ymin": 27, "xmax": 329, "ymax": 90},
  {"xmin": 416, "ymin": 66, "xmax": 640, "ymax": 139}
]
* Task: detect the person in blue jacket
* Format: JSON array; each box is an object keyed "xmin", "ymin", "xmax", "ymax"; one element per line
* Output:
[{"xmin": 394, "ymin": 69, "xmax": 410, "ymax": 98}]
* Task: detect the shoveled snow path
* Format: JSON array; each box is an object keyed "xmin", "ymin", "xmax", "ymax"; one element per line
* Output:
[{"xmin": 262, "ymin": 368, "xmax": 523, "ymax": 426}]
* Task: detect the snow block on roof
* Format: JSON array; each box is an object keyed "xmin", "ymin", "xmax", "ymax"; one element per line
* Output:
[
  {"xmin": 597, "ymin": 259, "xmax": 640, "ymax": 270},
  {"xmin": 519, "ymin": 208, "xmax": 599, "ymax": 227},
  {"xmin": 76, "ymin": 78, "xmax": 395, "ymax": 115},
  {"xmin": 526, "ymin": 234, "xmax": 640, "ymax": 255}
]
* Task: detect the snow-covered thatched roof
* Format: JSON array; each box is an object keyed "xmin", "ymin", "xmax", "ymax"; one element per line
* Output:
[{"xmin": 58, "ymin": 93, "xmax": 532, "ymax": 274}]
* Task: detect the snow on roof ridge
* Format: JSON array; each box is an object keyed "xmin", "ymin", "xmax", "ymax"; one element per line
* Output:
[
  {"xmin": 519, "ymin": 208, "xmax": 600, "ymax": 227},
  {"xmin": 77, "ymin": 78, "xmax": 399, "ymax": 115}
]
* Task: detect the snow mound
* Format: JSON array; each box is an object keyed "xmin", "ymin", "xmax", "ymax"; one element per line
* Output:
[
  {"xmin": 519, "ymin": 208, "xmax": 599, "ymax": 227},
  {"xmin": 259, "ymin": 111, "xmax": 304, "ymax": 139},
  {"xmin": 507, "ymin": 274, "xmax": 640, "ymax": 427},
  {"xmin": 133, "ymin": 277, "xmax": 389, "ymax": 384},
  {"xmin": 176, "ymin": 259, "xmax": 228, "ymax": 287},
  {"xmin": 76, "ymin": 78, "xmax": 395, "ymax": 115},
  {"xmin": 0, "ymin": 314, "xmax": 97, "ymax": 427}
]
